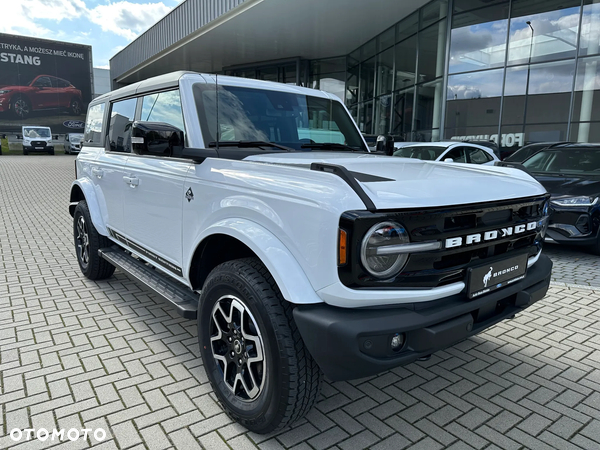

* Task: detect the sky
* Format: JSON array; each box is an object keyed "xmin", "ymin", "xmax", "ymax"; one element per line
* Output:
[{"xmin": 0, "ymin": 0, "xmax": 180, "ymax": 69}]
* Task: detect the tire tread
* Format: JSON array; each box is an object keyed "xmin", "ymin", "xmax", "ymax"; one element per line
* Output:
[{"xmin": 202, "ymin": 257, "xmax": 322, "ymax": 433}]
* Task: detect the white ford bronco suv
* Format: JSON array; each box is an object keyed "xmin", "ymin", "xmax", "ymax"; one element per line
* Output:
[{"xmin": 69, "ymin": 71, "xmax": 552, "ymax": 433}]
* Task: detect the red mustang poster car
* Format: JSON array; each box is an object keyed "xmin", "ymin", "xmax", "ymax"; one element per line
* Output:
[{"xmin": 0, "ymin": 74, "xmax": 83, "ymax": 119}]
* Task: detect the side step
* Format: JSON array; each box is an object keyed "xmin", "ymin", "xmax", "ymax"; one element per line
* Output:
[{"xmin": 99, "ymin": 247, "xmax": 198, "ymax": 319}]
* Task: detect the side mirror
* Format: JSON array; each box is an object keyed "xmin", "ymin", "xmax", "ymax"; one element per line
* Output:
[
  {"xmin": 132, "ymin": 121, "xmax": 184, "ymax": 157},
  {"xmin": 376, "ymin": 134, "xmax": 395, "ymax": 155},
  {"xmin": 444, "ymin": 158, "xmax": 454, "ymax": 162}
]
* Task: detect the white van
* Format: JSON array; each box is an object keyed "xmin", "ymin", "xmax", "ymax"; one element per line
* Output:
[{"xmin": 22, "ymin": 126, "xmax": 54, "ymax": 155}]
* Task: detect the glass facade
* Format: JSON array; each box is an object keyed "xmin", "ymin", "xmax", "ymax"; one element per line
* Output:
[{"xmin": 225, "ymin": 0, "xmax": 600, "ymax": 152}]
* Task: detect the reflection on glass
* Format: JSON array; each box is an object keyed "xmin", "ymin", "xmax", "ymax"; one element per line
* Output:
[
  {"xmin": 508, "ymin": 1, "xmax": 580, "ymax": 65},
  {"xmin": 257, "ymin": 67, "xmax": 278, "ymax": 82},
  {"xmin": 446, "ymin": 69, "xmax": 503, "ymax": 132},
  {"xmin": 570, "ymin": 122, "xmax": 600, "ymax": 142},
  {"xmin": 378, "ymin": 26, "xmax": 395, "ymax": 52},
  {"xmin": 359, "ymin": 101, "xmax": 374, "ymax": 134},
  {"xmin": 415, "ymin": 80, "xmax": 443, "ymax": 140},
  {"xmin": 418, "ymin": 20, "xmax": 447, "ymax": 83},
  {"xmin": 454, "ymin": 0, "xmax": 508, "ymax": 15},
  {"xmin": 360, "ymin": 57, "xmax": 376, "ymax": 101},
  {"xmin": 194, "ymin": 85, "xmax": 366, "ymax": 150},
  {"xmin": 396, "ymin": 11, "xmax": 418, "ymax": 44},
  {"xmin": 377, "ymin": 48, "xmax": 394, "ymax": 96},
  {"xmin": 420, "ymin": 0, "xmax": 447, "ymax": 30},
  {"xmin": 84, "ymin": 103, "xmax": 105, "ymax": 144},
  {"xmin": 346, "ymin": 64, "xmax": 359, "ymax": 106},
  {"xmin": 141, "ymin": 90, "xmax": 184, "ymax": 132},
  {"xmin": 449, "ymin": 4, "xmax": 509, "ymax": 73},
  {"xmin": 392, "ymin": 88, "xmax": 414, "ymax": 141},
  {"xmin": 447, "ymin": 68, "xmax": 504, "ymax": 100},
  {"xmin": 503, "ymin": 61, "xmax": 574, "ymax": 124},
  {"xmin": 573, "ymin": 55, "xmax": 600, "ymax": 140},
  {"xmin": 374, "ymin": 96, "xmax": 392, "ymax": 135},
  {"xmin": 580, "ymin": 1, "xmax": 600, "ymax": 56},
  {"xmin": 394, "ymin": 35, "xmax": 417, "ymax": 90}
]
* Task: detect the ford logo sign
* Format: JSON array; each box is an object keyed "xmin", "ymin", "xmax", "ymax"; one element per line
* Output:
[{"xmin": 63, "ymin": 120, "xmax": 85, "ymax": 129}]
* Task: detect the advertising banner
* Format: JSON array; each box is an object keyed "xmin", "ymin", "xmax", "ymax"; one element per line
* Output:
[{"xmin": 0, "ymin": 33, "xmax": 92, "ymax": 135}]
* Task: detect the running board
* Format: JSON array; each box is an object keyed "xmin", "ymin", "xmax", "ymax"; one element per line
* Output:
[{"xmin": 98, "ymin": 247, "xmax": 198, "ymax": 319}]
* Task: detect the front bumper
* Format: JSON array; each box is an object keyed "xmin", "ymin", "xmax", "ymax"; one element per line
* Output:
[
  {"xmin": 544, "ymin": 205, "xmax": 600, "ymax": 246},
  {"xmin": 293, "ymin": 254, "xmax": 552, "ymax": 381},
  {"xmin": 24, "ymin": 145, "xmax": 54, "ymax": 152}
]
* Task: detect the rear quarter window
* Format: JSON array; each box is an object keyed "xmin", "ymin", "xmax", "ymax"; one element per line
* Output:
[{"xmin": 83, "ymin": 103, "xmax": 106, "ymax": 146}]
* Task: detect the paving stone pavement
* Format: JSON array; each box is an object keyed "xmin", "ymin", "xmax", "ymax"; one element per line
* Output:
[{"xmin": 1, "ymin": 155, "xmax": 600, "ymax": 450}]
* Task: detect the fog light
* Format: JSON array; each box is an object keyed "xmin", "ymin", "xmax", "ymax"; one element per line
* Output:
[{"xmin": 391, "ymin": 333, "xmax": 405, "ymax": 351}]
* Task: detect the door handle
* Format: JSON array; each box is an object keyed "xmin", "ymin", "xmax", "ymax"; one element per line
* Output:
[
  {"xmin": 91, "ymin": 167, "xmax": 103, "ymax": 178},
  {"xmin": 123, "ymin": 175, "xmax": 139, "ymax": 187}
]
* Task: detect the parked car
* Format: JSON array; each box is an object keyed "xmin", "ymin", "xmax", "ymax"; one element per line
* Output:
[
  {"xmin": 69, "ymin": 71, "xmax": 552, "ymax": 433},
  {"xmin": 520, "ymin": 143, "xmax": 600, "ymax": 253},
  {"xmin": 0, "ymin": 75, "xmax": 83, "ymax": 120},
  {"xmin": 64, "ymin": 133, "xmax": 84, "ymax": 154},
  {"xmin": 22, "ymin": 126, "xmax": 54, "ymax": 155},
  {"xmin": 504, "ymin": 142, "xmax": 571, "ymax": 163},
  {"xmin": 393, "ymin": 141, "xmax": 499, "ymax": 165}
]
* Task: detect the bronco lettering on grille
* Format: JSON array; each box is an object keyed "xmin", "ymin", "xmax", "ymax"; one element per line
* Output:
[{"xmin": 445, "ymin": 221, "xmax": 537, "ymax": 249}]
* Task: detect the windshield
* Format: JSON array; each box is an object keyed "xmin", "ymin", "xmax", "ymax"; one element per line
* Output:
[
  {"xmin": 69, "ymin": 134, "xmax": 84, "ymax": 143},
  {"xmin": 393, "ymin": 145, "xmax": 447, "ymax": 160},
  {"xmin": 23, "ymin": 127, "xmax": 50, "ymax": 138},
  {"xmin": 193, "ymin": 84, "xmax": 367, "ymax": 151},
  {"xmin": 522, "ymin": 148, "xmax": 600, "ymax": 175}
]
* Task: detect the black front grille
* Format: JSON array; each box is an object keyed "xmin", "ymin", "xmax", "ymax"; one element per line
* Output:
[
  {"xmin": 31, "ymin": 141, "xmax": 47, "ymax": 147},
  {"xmin": 339, "ymin": 195, "xmax": 549, "ymax": 289}
]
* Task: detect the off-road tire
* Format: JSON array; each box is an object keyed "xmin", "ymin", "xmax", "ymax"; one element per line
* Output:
[
  {"xmin": 198, "ymin": 257, "xmax": 322, "ymax": 434},
  {"xmin": 73, "ymin": 201, "xmax": 115, "ymax": 280}
]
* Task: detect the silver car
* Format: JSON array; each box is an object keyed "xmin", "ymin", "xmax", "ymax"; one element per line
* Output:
[{"xmin": 64, "ymin": 133, "xmax": 84, "ymax": 154}]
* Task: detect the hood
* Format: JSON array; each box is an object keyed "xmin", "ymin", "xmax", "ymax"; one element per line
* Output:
[
  {"xmin": 534, "ymin": 174, "xmax": 600, "ymax": 199},
  {"xmin": 0, "ymin": 84, "xmax": 27, "ymax": 90},
  {"xmin": 245, "ymin": 152, "xmax": 547, "ymax": 209}
]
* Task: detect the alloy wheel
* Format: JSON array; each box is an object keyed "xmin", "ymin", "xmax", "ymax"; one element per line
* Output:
[
  {"xmin": 210, "ymin": 295, "xmax": 266, "ymax": 400},
  {"xmin": 76, "ymin": 215, "xmax": 90, "ymax": 269},
  {"xmin": 14, "ymin": 99, "xmax": 29, "ymax": 117}
]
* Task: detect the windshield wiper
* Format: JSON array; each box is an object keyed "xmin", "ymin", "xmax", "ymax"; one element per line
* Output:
[
  {"xmin": 208, "ymin": 140, "xmax": 293, "ymax": 152},
  {"xmin": 300, "ymin": 143, "xmax": 364, "ymax": 152}
]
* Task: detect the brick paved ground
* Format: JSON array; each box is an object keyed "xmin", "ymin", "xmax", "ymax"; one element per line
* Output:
[{"xmin": 1, "ymin": 155, "xmax": 600, "ymax": 450}]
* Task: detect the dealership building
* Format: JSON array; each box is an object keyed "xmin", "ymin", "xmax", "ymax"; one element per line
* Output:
[{"xmin": 110, "ymin": 0, "xmax": 600, "ymax": 150}]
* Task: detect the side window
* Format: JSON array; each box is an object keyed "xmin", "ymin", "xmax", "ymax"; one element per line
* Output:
[
  {"xmin": 34, "ymin": 76, "xmax": 52, "ymax": 88},
  {"xmin": 83, "ymin": 103, "xmax": 105, "ymax": 145},
  {"xmin": 108, "ymin": 98, "xmax": 137, "ymax": 153},
  {"xmin": 468, "ymin": 148, "xmax": 493, "ymax": 164},
  {"xmin": 140, "ymin": 90, "xmax": 185, "ymax": 132},
  {"xmin": 444, "ymin": 147, "xmax": 467, "ymax": 163}
]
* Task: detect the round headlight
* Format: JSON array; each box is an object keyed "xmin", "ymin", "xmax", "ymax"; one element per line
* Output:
[{"xmin": 360, "ymin": 221, "xmax": 410, "ymax": 279}]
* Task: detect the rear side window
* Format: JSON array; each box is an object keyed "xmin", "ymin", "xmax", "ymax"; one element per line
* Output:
[
  {"xmin": 83, "ymin": 103, "xmax": 105, "ymax": 145},
  {"xmin": 108, "ymin": 98, "xmax": 137, "ymax": 153},
  {"xmin": 468, "ymin": 148, "xmax": 492, "ymax": 164},
  {"xmin": 140, "ymin": 90, "xmax": 185, "ymax": 132}
]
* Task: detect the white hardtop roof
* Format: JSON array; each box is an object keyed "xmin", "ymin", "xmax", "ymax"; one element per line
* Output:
[{"xmin": 93, "ymin": 71, "xmax": 335, "ymax": 104}]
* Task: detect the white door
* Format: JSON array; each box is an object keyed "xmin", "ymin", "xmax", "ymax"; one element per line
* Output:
[
  {"xmin": 121, "ymin": 156, "xmax": 190, "ymax": 277},
  {"xmin": 120, "ymin": 89, "xmax": 189, "ymax": 278}
]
